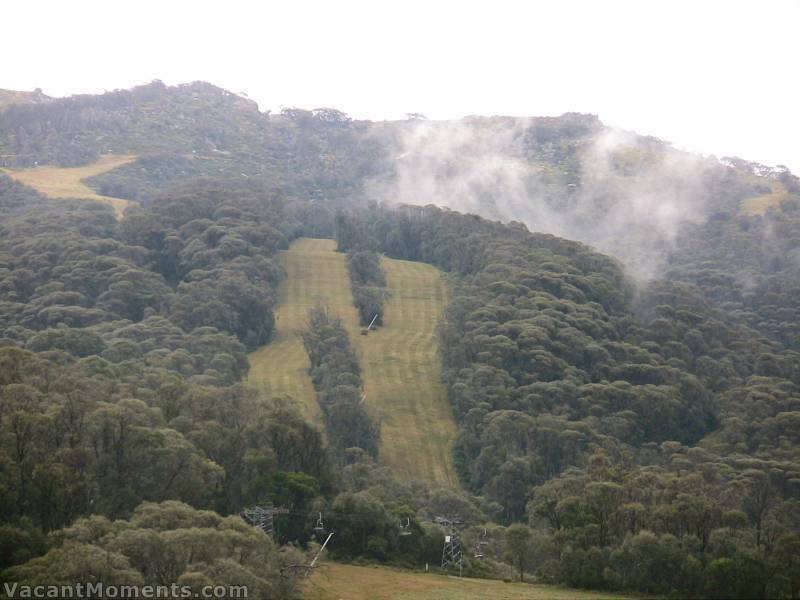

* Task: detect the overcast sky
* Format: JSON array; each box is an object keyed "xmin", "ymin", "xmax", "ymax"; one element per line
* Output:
[{"xmin": 4, "ymin": 0, "xmax": 798, "ymax": 171}]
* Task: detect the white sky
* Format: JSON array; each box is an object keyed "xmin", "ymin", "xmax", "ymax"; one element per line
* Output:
[{"xmin": 4, "ymin": 0, "xmax": 798, "ymax": 171}]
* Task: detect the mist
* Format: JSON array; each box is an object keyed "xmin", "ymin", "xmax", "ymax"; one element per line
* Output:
[{"xmin": 371, "ymin": 115, "xmax": 723, "ymax": 281}]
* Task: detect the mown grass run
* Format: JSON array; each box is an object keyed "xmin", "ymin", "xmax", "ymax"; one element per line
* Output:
[{"xmin": 247, "ymin": 238, "xmax": 458, "ymax": 487}]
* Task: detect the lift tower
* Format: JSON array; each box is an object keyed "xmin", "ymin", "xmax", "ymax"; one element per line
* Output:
[{"xmin": 435, "ymin": 516, "xmax": 463, "ymax": 576}]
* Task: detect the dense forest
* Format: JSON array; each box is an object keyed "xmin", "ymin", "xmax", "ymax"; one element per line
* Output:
[
  {"xmin": 0, "ymin": 174, "xmax": 505, "ymax": 595},
  {"xmin": 333, "ymin": 199, "xmax": 800, "ymax": 597},
  {"xmin": 1, "ymin": 82, "xmax": 799, "ymax": 598}
]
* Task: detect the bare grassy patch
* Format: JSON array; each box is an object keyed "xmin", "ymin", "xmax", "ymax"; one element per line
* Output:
[{"xmin": 2, "ymin": 154, "xmax": 136, "ymax": 217}]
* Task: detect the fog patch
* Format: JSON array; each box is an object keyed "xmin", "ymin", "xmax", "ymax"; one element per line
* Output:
[{"xmin": 372, "ymin": 116, "xmax": 721, "ymax": 281}]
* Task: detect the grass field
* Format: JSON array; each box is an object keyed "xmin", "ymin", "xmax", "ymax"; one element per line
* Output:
[
  {"xmin": 359, "ymin": 252, "xmax": 456, "ymax": 486},
  {"xmin": 1, "ymin": 154, "xmax": 136, "ymax": 217},
  {"xmin": 740, "ymin": 181, "xmax": 791, "ymax": 216},
  {"xmin": 303, "ymin": 563, "xmax": 631, "ymax": 600},
  {"xmin": 247, "ymin": 238, "xmax": 458, "ymax": 487},
  {"xmin": 248, "ymin": 238, "xmax": 350, "ymax": 427}
]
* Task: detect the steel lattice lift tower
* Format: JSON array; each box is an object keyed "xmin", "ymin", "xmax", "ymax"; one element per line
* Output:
[
  {"xmin": 435, "ymin": 516, "xmax": 463, "ymax": 576},
  {"xmin": 242, "ymin": 504, "xmax": 290, "ymax": 539}
]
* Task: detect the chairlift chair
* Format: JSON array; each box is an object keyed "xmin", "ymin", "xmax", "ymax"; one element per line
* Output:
[
  {"xmin": 313, "ymin": 512, "xmax": 325, "ymax": 535},
  {"xmin": 399, "ymin": 517, "xmax": 412, "ymax": 537},
  {"xmin": 474, "ymin": 528, "xmax": 488, "ymax": 558}
]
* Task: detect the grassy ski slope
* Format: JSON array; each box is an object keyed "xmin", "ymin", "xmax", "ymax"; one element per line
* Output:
[{"xmin": 247, "ymin": 238, "xmax": 458, "ymax": 487}]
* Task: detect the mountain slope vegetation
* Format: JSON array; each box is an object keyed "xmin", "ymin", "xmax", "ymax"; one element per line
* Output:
[
  {"xmin": 0, "ymin": 81, "xmax": 386, "ymax": 203},
  {"xmin": 0, "ymin": 81, "xmax": 799, "ymax": 599},
  {"xmin": 0, "ymin": 174, "xmax": 501, "ymax": 595},
  {"xmin": 334, "ymin": 203, "xmax": 800, "ymax": 596}
]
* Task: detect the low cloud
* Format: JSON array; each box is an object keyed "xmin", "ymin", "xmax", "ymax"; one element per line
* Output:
[{"xmin": 371, "ymin": 116, "xmax": 721, "ymax": 281}]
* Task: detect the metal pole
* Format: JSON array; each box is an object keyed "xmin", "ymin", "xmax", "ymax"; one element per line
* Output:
[
  {"xmin": 309, "ymin": 532, "xmax": 334, "ymax": 570},
  {"xmin": 367, "ymin": 313, "xmax": 379, "ymax": 331}
]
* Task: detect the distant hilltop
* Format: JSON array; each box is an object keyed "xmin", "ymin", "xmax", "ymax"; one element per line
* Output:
[{"xmin": 0, "ymin": 87, "xmax": 51, "ymax": 109}]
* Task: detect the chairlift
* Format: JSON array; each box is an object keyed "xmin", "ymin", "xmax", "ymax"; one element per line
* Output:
[
  {"xmin": 399, "ymin": 517, "xmax": 412, "ymax": 537},
  {"xmin": 313, "ymin": 512, "xmax": 325, "ymax": 535},
  {"xmin": 474, "ymin": 529, "xmax": 488, "ymax": 559}
]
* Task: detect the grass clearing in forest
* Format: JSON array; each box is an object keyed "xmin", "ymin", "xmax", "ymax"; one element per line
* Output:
[
  {"xmin": 248, "ymin": 238, "xmax": 352, "ymax": 427},
  {"xmin": 359, "ymin": 252, "xmax": 457, "ymax": 486},
  {"xmin": 303, "ymin": 563, "xmax": 632, "ymax": 600},
  {"xmin": 739, "ymin": 177, "xmax": 793, "ymax": 216},
  {"xmin": 247, "ymin": 238, "xmax": 458, "ymax": 487},
  {"xmin": 1, "ymin": 154, "xmax": 137, "ymax": 217}
]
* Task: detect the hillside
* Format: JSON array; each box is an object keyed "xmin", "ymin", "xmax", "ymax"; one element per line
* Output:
[
  {"xmin": 2, "ymin": 81, "xmax": 797, "ymax": 269},
  {"xmin": 1, "ymin": 81, "xmax": 799, "ymax": 599},
  {"xmin": 0, "ymin": 81, "xmax": 267, "ymax": 167},
  {"xmin": 0, "ymin": 81, "xmax": 385, "ymax": 202},
  {"xmin": 248, "ymin": 238, "xmax": 458, "ymax": 486}
]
